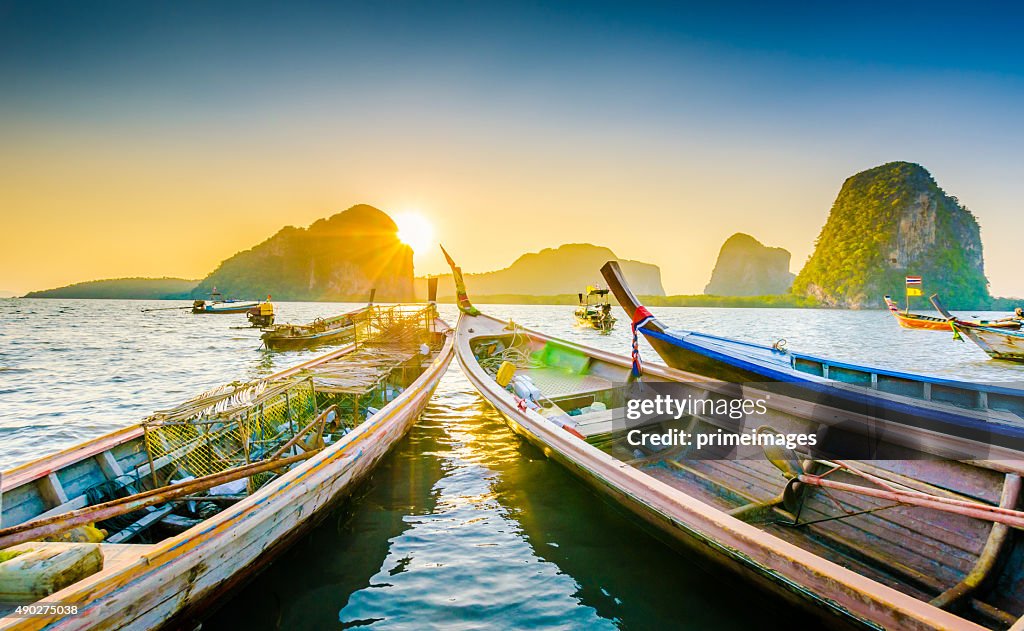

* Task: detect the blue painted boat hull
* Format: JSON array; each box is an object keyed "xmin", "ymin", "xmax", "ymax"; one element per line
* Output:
[{"xmin": 600, "ymin": 261, "xmax": 1024, "ymax": 456}]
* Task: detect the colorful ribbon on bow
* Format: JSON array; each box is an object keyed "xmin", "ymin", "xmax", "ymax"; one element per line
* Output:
[{"xmin": 631, "ymin": 306, "xmax": 655, "ymax": 378}]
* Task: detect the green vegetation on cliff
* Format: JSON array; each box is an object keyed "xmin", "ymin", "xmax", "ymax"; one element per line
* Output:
[
  {"xmin": 793, "ymin": 162, "xmax": 990, "ymax": 309},
  {"xmin": 24, "ymin": 277, "xmax": 198, "ymax": 299}
]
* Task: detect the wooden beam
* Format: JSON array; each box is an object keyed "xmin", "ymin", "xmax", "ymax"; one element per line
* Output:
[
  {"xmin": 39, "ymin": 473, "xmax": 70, "ymax": 508},
  {"xmin": 106, "ymin": 506, "xmax": 176, "ymax": 544},
  {"xmin": 97, "ymin": 451, "xmax": 125, "ymax": 480}
]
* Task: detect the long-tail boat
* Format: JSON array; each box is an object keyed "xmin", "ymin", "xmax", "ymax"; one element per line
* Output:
[
  {"xmin": 260, "ymin": 290, "xmax": 379, "ymax": 351},
  {"xmin": 931, "ymin": 295, "xmax": 1024, "ymax": 363},
  {"xmin": 191, "ymin": 289, "xmax": 259, "ymax": 314},
  {"xmin": 0, "ymin": 304, "xmax": 452, "ymax": 629},
  {"xmin": 442, "ymin": 248, "xmax": 1024, "ymax": 630},
  {"xmin": 600, "ymin": 261, "xmax": 1024, "ymax": 452},
  {"xmin": 574, "ymin": 287, "xmax": 616, "ymax": 332},
  {"xmin": 884, "ymin": 296, "xmax": 1021, "ymax": 332}
]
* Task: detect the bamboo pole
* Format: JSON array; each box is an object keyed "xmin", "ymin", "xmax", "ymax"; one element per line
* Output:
[
  {"xmin": 268, "ymin": 406, "xmax": 333, "ymax": 460},
  {"xmin": 0, "ymin": 450, "xmax": 318, "ymax": 550}
]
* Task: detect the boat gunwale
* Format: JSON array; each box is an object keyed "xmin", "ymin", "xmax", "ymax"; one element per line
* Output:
[{"xmin": 649, "ymin": 327, "xmax": 1024, "ymax": 397}]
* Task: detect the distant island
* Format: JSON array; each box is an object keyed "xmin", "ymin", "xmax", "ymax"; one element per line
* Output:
[
  {"xmin": 704, "ymin": 233, "xmax": 794, "ymax": 297},
  {"xmin": 417, "ymin": 243, "xmax": 665, "ymax": 299},
  {"xmin": 193, "ymin": 204, "xmax": 414, "ymax": 302},
  {"xmin": 22, "ymin": 174, "xmax": 1022, "ymax": 309},
  {"xmin": 23, "ymin": 277, "xmax": 198, "ymax": 300},
  {"xmin": 794, "ymin": 162, "xmax": 991, "ymax": 309},
  {"xmin": 433, "ymin": 293, "xmax": 818, "ymax": 308}
]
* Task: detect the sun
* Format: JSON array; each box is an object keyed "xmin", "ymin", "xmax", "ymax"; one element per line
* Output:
[{"xmin": 394, "ymin": 212, "xmax": 435, "ymax": 253}]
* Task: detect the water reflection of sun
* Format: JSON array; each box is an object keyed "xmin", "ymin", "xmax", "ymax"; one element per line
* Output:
[{"xmin": 395, "ymin": 212, "xmax": 434, "ymax": 253}]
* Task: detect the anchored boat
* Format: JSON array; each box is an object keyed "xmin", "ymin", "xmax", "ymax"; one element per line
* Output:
[
  {"xmin": 260, "ymin": 290, "xmax": 378, "ymax": 351},
  {"xmin": 884, "ymin": 296, "xmax": 1020, "ymax": 332},
  {"xmin": 191, "ymin": 289, "xmax": 260, "ymax": 315},
  {"xmin": 574, "ymin": 287, "xmax": 616, "ymax": 332},
  {"xmin": 443, "ymin": 249, "xmax": 1024, "ymax": 629},
  {"xmin": 0, "ymin": 304, "xmax": 452, "ymax": 629}
]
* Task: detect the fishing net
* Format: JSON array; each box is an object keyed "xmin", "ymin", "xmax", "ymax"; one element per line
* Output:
[
  {"xmin": 352, "ymin": 304, "xmax": 436, "ymax": 347},
  {"xmin": 143, "ymin": 378, "xmax": 319, "ymax": 489},
  {"xmin": 141, "ymin": 304, "xmax": 440, "ymax": 491}
]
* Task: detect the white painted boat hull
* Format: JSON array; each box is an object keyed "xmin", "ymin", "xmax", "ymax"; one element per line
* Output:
[{"xmin": 964, "ymin": 327, "xmax": 1024, "ymax": 362}]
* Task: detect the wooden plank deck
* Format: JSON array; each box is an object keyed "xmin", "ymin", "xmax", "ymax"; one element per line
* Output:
[{"xmin": 636, "ymin": 452, "xmax": 1018, "ymax": 616}]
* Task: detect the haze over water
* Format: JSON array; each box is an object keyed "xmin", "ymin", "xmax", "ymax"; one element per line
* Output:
[{"xmin": 2, "ymin": 299, "xmax": 1024, "ymax": 627}]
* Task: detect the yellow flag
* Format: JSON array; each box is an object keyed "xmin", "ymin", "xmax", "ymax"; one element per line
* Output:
[{"xmin": 906, "ymin": 287, "xmax": 923, "ymax": 297}]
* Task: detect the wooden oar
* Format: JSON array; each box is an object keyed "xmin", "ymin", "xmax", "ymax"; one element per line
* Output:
[
  {"xmin": 759, "ymin": 437, "xmax": 1024, "ymax": 528},
  {"xmin": 0, "ymin": 450, "xmax": 318, "ymax": 550},
  {"xmin": 797, "ymin": 474, "xmax": 1024, "ymax": 529}
]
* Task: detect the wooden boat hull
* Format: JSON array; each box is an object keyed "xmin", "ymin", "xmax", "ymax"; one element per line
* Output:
[
  {"xmin": 0, "ymin": 320, "xmax": 453, "ymax": 630},
  {"xmin": 192, "ymin": 303, "xmax": 258, "ymax": 314},
  {"xmin": 572, "ymin": 313, "xmax": 615, "ymax": 331},
  {"xmin": 453, "ymin": 311, "xmax": 1007, "ymax": 630},
  {"xmin": 262, "ymin": 324, "xmax": 355, "ymax": 350},
  {"xmin": 891, "ymin": 312, "xmax": 960, "ymax": 331},
  {"xmin": 960, "ymin": 327, "xmax": 1024, "ymax": 363},
  {"xmin": 261, "ymin": 306, "xmax": 371, "ymax": 351},
  {"xmin": 884, "ymin": 296, "xmax": 1020, "ymax": 331}
]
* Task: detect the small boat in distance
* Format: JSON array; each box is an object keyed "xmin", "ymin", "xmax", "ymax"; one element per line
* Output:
[
  {"xmin": 884, "ymin": 295, "xmax": 1021, "ymax": 331},
  {"xmin": 931, "ymin": 294, "xmax": 1024, "ymax": 363},
  {"xmin": 191, "ymin": 288, "xmax": 259, "ymax": 314},
  {"xmin": 442, "ymin": 247, "xmax": 1024, "ymax": 629},
  {"xmin": 0, "ymin": 303, "xmax": 452, "ymax": 629},
  {"xmin": 260, "ymin": 290, "xmax": 376, "ymax": 351},
  {"xmin": 574, "ymin": 286, "xmax": 616, "ymax": 332}
]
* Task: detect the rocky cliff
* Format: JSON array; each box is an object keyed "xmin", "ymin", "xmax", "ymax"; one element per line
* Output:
[
  {"xmin": 792, "ymin": 162, "xmax": 990, "ymax": 309},
  {"xmin": 704, "ymin": 233, "xmax": 794, "ymax": 296},
  {"xmin": 419, "ymin": 243, "xmax": 665, "ymax": 298},
  {"xmin": 194, "ymin": 205, "xmax": 414, "ymax": 301}
]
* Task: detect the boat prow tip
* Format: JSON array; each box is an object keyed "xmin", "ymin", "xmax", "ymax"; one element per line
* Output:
[{"xmin": 439, "ymin": 244, "xmax": 480, "ymax": 316}]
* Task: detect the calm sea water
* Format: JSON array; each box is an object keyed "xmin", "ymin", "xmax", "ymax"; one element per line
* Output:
[{"xmin": 3, "ymin": 299, "xmax": 1024, "ymax": 629}]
